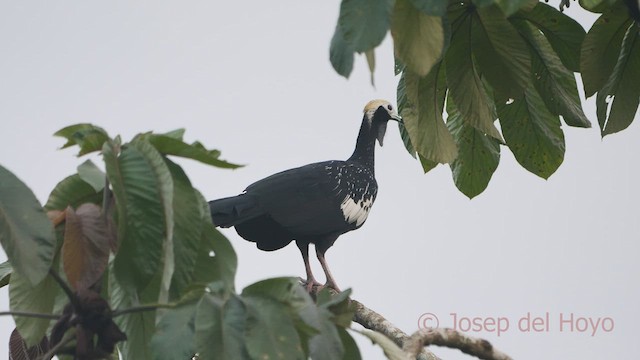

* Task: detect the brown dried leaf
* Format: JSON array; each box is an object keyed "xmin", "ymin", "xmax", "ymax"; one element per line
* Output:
[
  {"xmin": 8, "ymin": 328, "xmax": 50, "ymax": 360},
  {"xmin": 62, "ymin": 204, "xmax": 110, "ymax": 291}
]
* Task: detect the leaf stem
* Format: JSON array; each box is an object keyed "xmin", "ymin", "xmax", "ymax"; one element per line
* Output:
[{"xmin": 111, "ymin": 303, "xmax": 175, "ymax": 318}]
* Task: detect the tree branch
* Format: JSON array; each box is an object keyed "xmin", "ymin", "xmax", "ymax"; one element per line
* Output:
[
  {"xmin": 307, "ymin": 283, "xmax": 513, "ymax": 360},
  {"xmin": 403, "ymin": 328, "xmax": 513, "ymax": 360},
  {"xmin": 350, "ymin": 298, "xmax": 440, "ymax": 360},
  {"xmin": 0, "ymin": 311, "xmax": 60, "ymax": 320}
]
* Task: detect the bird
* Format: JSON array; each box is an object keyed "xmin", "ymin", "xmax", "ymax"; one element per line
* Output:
[{"xmin": 209, "ymin": 99, "xmax": 401, "ymax": 292}]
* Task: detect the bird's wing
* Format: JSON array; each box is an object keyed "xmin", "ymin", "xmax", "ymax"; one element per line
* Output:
[{"xmin": 245, "ymin": 161, "xmax": 350, "ymax": 237}]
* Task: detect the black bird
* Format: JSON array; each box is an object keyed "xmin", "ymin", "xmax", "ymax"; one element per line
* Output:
[{"xmin": 209, "ymin": 100, "xmax": 401, "ymax": 291}]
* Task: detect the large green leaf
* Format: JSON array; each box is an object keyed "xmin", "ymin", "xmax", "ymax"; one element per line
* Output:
[
  {"xmin": 498, "ymin": 87, "xmax": 565, "ymax": 179},
  {"xmin": 54, "ymin": 123, "xmax": 110, "ymax": 156},
  {"xmin": 396, "ymin": 74, "xmax": 417, "ymax": 157},
  {"xmin": 337, "ymin": 0, "xmax": 393, "ymax": 52},
  {"xmin": 356, "ymin": 329, "xmax": 410, "ymax": 360},
  {"xmin": 338, "ymin": 327, "xmax": 362, "ymax": 360},
  {"xmin": 195, "ymin": 293, "xmax": 249, "ymax": 360},
  {"xmin": 495, "ymin": 0, "xmax": 536, "ymax": 16},
  {"xmin": 77, "ymin": 159, "xmax": 106, "ymax": 192},
  {"xmin": 166, "ymin": 159, "xmax": 204, "ymax": 300},
  {"xmin": 110, "ymin": 268, "xmax": 157, "ymax": 360},
  {"xmin": 470, "ymin": 5, "xmax": 532, "ymax": 99},
  {"xmin": 446, "ymin": 10, "xmax": 503, "ymax": 141},
  {"xmin": 391, "ymin": 0, "xmax": 444, "ymax": 76},
  {"xmin": 581, "ymin": 2, "xmax": 633, "ymax": 97},
  {"xmin": 9, "ymin": 271, "xmax": 58, "ymax": 346},
  {"xmin": 147, "ymin": 134, "xmax": 241, "ymax": 169},
  {"xmin": 596, "ymin": 23, "xmax": 640, "ymax": 136},
  {"xmin": 299, "ymin": 297, "xmax": 345, "ymax": 360},
  {"xmin": 45, "ymin": 174, "xmax": 102, "ymax": 211},
  {"xmin": 402, "ymin": 66, "xmax": 458, "ymax": 164},
  {"xmin": 512, "ymin": 19, "xmax": 591, "ymax": 128},
  {"xmin": 0, "ymin": 165, "xmax": 56, "ymax": 286},
  {"xmin": 151, "ymin": 301, "xmax": 197, "ymax": 360},
  {"xmin": 242, "ymin": 296, "xmax": 305, "ymax": 360},
  {"xmin": 104, "ymin": 140, "xmax": 173, "ymax": 293},
  {"xmin": 513, "ymin": 3, "xmax": 586, "ymax": 72},
  {"xmin": 407, "ymin": 0, "xmax": 447, "ymax": 16},
  {"xmin": 330, "ymin": 24, "xmax": 355, "ymax": 78},
  {"xmin": 446, "ymin": 102, "xmax": 501, "ymax": 199}
]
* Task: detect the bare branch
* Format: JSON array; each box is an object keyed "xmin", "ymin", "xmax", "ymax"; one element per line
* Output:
[
  {"xmin": 0, "ymin": 311, "xmax": 60, "ymax": 320},
  {"xmin": 351, "ymin": 298, "xmax": 440, "ymax": 360},
  {"xmin": 403, "ymin": 328, "xmax": 513, "ymax": 360}
]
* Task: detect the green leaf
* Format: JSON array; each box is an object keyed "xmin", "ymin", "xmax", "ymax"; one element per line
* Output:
[
  {"xmin": 77, "ymin": 160, "xmax": 106, "ymax": 192},
  {"xmin": 396, "ymin": 74, "xmax": 417, "ymax": 157},
  {"xmin": 513, "ymin": 2, "xmax": 586, "ymax": 72},
  {"xmin": 202, "ymin": 224, "xmax": 237, "ymax": 292},
  {"xmin": 471, "ymin": 5, "xmax": 532, "ymax": 99},
  {"xmin": 365, "ymin": 48, "xmax": 376, "ymax": 86},
  {"xmin": 161, "ymin": 128, "xmax": 186, "ymax": 140},
  {"xmin": 0, "ymin": 164, "xmax": 55, "ymax": 286},
  {"xmin": 104, "ymin": 140, "xmax": 173, "ymax": 293},
  {"xmin": 241, "ymin": 277, "xmax": 303, "ymax": 305},
  {"xmin": 495, "ymin": 0, "xmax": 534, "ymax": 16},
  {"xmin": 511, "ymin": 19, "xmax": 591, "ymax": 128},
  {"xmin": 356, "ymin": 329, "xmax": 410, "ymax": 360},
  {"xmin": 446, "ymin": 11, "xmax": 503, "ymax": 141},
  {"xmin": 330, "ymin": 24, "xmax": 355, "ymax": 78},
  {"xmin": 402, "ymin": 66, "xmax": 458, "ymax": 164},
  {"xmin": 299, "ymin": 301, "xmax": 344, "ymax": 360},
  {"xmin": 446, "ymin": 102, "xmax": 501, "ymax": 199},
  {"xmin": 195, "ymin": 293, "xmax": 249, "ymax": 360},
  {"xmin": 45, "ymin": 174, "xmax": 102, "ymax": 211},
  {"xmin": 391, "ymin": 0, "xmax": 445, "ymax": 76},
  {"xmin": 151, "ymin": 301, "xmax": 197, "ymax": 360},
  {"xmin": 243, "ymin": 296, "xmax": 305, "ymax": 360},
  {"xmin": 110, "ymin": 269, "xmax": 156, "ymax": 360},
  {"xmin": 579, "ymin": 0, "xmax": 618, "ymax": 13},
  {"xmin": 497, "ymin": 86, "xmax": 565, "ymax": 179},
  {"xmin": 147, "ymin": 134, "xmax": 241, "ymax": 169},
  {"xmin": 596, "ymin": 23, "xmax": 640, "ymax": 136},
  {"xmin": 419, "ymin": 155, "xmax": 439, "ymax": 173},
  {"xmin": 338, "ymin": 327, "xmax": 362, "ymax": 360},
  {"xmin": 581, "ymin": 3, "xmax": 633, "ymax": 97},
  {"xmin": 407, "ymin": 0, "xmax": 447, "ymax": 15},
  {"xmin": 54, "ymin": 123, "xmax": 110, "ymax": 156},
  {"xmin": 9, "ymin": 271, "xmax": 58, "ymax": 346},
  {"xmin": 0, "ymin": 260, "xmax": 12, "ymax": 288},
  {"xmin": 338, "ymin": 0, "xmax": 394, "ymax": 52},
  {"xmin": 166, "ymin": 158, "xmax": 205, "ymax": 300}
]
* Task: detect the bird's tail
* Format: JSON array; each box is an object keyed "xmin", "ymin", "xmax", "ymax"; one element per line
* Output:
[{"xmin": 208, "ymin": 194, "xmax": 262, "ymax": 228}]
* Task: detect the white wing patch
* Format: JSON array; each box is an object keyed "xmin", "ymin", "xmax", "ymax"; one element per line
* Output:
[{"xmin": 340, "ymin": 195, "xmax": 373, "ymax": 226}]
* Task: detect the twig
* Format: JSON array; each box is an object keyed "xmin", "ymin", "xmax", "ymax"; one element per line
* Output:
[
  {"xmin": 39, "ymin": 329, "xmax": 75, "ymax": 360},
  {"xmin": 48, "ymin": 269, "xmax": 80, "ymax": 310},
  {"xmin": 403, "ymin": 328, "xmax": 513, "ymax": 360},
  {"xmin": 0, "ymin": 311, "xmax": 60, "ymax": 320},
  {"xmin": 111, "ymin": 303, "xmax": 175, "ymax": 318}
]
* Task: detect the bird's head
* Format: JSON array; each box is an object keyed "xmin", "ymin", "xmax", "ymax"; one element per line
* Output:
[{"xmin": 363, "ymin": 99, "xmax": 402, "ymax": 146}]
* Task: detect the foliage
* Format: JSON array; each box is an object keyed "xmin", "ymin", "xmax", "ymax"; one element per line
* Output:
[
  {"xmin": 330, "ymin": 0, "xmax": 640, "ymax": 198},
  {"xmin": 0, "ymin": 127, "xmax": 377, "ymax": 360}
]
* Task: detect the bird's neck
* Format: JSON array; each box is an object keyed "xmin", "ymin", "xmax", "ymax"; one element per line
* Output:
[{"xmin": 348, "ymin": 116, "xmax": 376, "ymax": 169}]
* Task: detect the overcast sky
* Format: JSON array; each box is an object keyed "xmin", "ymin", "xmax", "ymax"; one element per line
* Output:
[{"xmin": 1, "ymin": 1, "xmax": 638, "ymax": 359}]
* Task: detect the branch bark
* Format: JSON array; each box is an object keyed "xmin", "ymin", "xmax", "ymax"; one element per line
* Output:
[
  {"xmin": 403, "ymin": 328, "xmax": 513, "ymax": 360},
  {"xmin": 308, "ymin": 283, "xmax": 513, "ymax": 360}
]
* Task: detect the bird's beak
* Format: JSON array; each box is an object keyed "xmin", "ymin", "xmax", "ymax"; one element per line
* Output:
[{"xmin": 390, "ymin": 113, "xmax": 403, "ymax": 123}]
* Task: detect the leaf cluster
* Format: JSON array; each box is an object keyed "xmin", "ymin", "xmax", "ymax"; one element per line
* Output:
[
  {"xmin": 0, "ymin": 126, "xmax": 367, "ymax": 360},
  {"xmin": 330, "ymin": 0, "xmax": 640, "ymax": 198}
]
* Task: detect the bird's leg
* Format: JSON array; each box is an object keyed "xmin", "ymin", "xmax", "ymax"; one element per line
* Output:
[
  {"xmin": 316, "ymin": 239, "xmax": 341, "ymax": 292},
  {"xmin": 296, "ymin": 240, "xmax": 321, "ymax": 292}
]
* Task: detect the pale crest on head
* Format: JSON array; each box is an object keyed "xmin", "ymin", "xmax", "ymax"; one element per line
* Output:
[{"xmin": 363, "ymin": 99, "xmax": 396, "ymax": 124}]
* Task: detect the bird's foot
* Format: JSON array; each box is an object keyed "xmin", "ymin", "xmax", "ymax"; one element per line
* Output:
[
  {"xmin": 324, "ymin": 280, "xmax": 341, "ymax": 293},
  {"xmin": 299, "ymin": 277, "xmax": 322, "ymax": 293}
]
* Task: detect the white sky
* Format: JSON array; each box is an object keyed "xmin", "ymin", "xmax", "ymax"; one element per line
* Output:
[{"xmin": 0, "ymin": 1, "xmax": 638, "ymax": 359}]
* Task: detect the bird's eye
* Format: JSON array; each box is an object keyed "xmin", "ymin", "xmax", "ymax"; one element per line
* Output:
[{"xmin": 387, "ymin": 104, "xmax": 393, "ymax": 111}]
